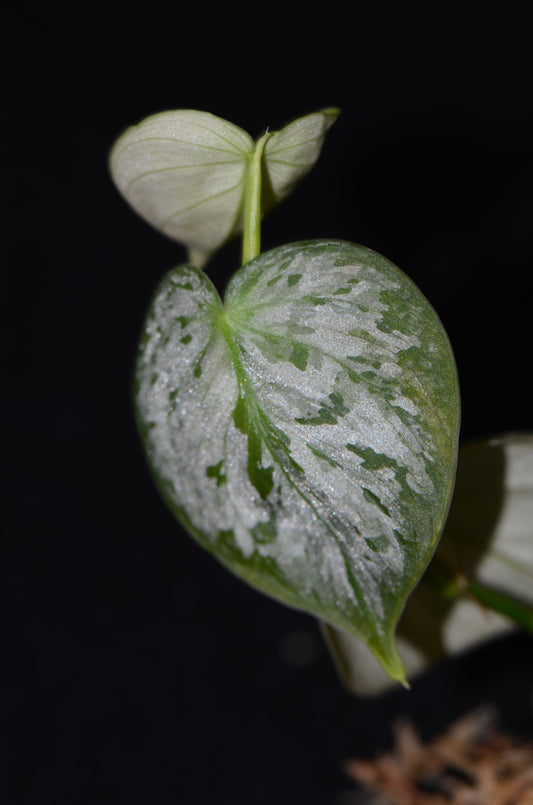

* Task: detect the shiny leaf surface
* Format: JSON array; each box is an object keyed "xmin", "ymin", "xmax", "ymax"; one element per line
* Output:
[{"xmin": 134, "ymin": 240, "xmax": 460, "ymax": 681}]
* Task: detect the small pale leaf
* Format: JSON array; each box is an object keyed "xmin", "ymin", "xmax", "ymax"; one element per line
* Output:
[
  {"xmin": 262, "ymin": 108, "xmax": 339, "ymax": 210},
  {"xmin": 109, "ymin": 110, "xmax": 253, "ymax": 267},
  {"xmin": 325, "ymin": 432, "xmax": 533, "ymax": 696},
  {"xmin": 109, "ymin": 109, "xmax": 339, "ymax": 268},
  {"xmin": 134, "ymin": 240, "xmax": 460, "ymax": 681}
]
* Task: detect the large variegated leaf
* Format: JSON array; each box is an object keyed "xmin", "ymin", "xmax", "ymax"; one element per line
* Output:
[
  {"xmin": 109, "ymin": 108, "xmax": 338, "ymax": 268},
  {"xmin": 134, "ymin": 239, "xmax": 460, "ymax": 681},
  {"xmin": 324, "ymin": 433, "xmax": 533, "ymax": 696}
]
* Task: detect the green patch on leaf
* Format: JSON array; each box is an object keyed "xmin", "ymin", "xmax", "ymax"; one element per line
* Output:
[
  {"xmin": 266, "ymin": 274, "xmax": 283, "ymax": 287},
  {"xmin": 362, "ymin": 487, "xmax": 391, "ymax": 517},
  {"xmin": 251, "ymin": 516, "xmax": 278, "ymax": 544},
  {"xmin": 308, "ymin": 444, "xmax": 341, "ymax": 467},
  {"xmin": 365, "ymin": 535, "xmax": 391, "ymax": 553},
  {"xmin": 295, "ymin": 392, "xmax": 349, "ymax": 426},
  {"xmin": 233, "ymin": 395, "xmax": 275, "ymax": 500},
  {"xmin": 287, "ymin": 273, "xmax": 302, "ymax": 286},
  {"xmin": 206, "ymin": 460, "xmax": 226, "ymax": 487},
  {"xmin": 289, "ymin": 343, "xmax": 309, "ymax": 371}
]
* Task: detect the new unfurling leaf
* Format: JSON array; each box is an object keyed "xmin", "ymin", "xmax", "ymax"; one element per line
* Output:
[{"xmin": 109, "ymin": 108, "xmax": 338, "ymax": 268}]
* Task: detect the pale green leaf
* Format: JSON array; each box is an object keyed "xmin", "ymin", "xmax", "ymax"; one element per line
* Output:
[
  {"xmin": 325, "ymin": 433, "xmax": 533, "ymax": 696},
  {"xmin": 262, "ymin": 107, "xmax": 339, "ymax": 210},
  {"xmin": 109, "ymin": 110, "xmax": 253, "ymax": 268},
  {"xmin": 109, "ymin": 109, "xmax": 339, "ymax": 268},
  {"xmin": 134, "ymin": 240, "xmax": 460, "ymax": 682}
]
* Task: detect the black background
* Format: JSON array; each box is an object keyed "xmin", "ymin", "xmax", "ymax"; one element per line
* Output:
[{"xmin": 5, "ymin": 9, "xmax": 533, "ymax": 804}]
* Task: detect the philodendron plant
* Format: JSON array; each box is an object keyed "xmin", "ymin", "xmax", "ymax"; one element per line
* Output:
[{"xmin": 110, "ymin": 108, "xmax": 533, "ymax": 692}]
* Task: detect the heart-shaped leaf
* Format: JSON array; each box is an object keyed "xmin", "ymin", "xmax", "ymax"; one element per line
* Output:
[
  {"xmin": 323, "ymin": 432, "xmax": 533, "ymax": 696},
  {"xmin": 134, "ymin": 239, "xmax": 460, "ymax": 681},
  {"xmin": 109, "ymin": 108, "xmax": 338, "ymax": 268}
]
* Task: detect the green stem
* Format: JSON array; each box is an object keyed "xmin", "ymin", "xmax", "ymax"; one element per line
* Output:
[
  {"xmin": 241, "ymin": 131, "xmax": 271, "ymax": 266},
  {"xmin": 467, "ymin": 580, "xmax": 533, "ymax": 632},
  {"xmin": 423, "ymin": 557, "xmax": 533, "ymax": 633}
]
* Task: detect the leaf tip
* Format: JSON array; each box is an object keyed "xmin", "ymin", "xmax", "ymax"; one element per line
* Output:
[
  {"xmin": 320, "ymin": 106, "xmax": 341, "ymax": 120},
  {"xmin": 370, "ymin": 635, "xmax": 409, "ymax": 688}
]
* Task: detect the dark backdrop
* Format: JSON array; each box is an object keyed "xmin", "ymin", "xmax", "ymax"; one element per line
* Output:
[{"xmin": 5, "ymin": 9, "xmax": 533, "ymax": 804}]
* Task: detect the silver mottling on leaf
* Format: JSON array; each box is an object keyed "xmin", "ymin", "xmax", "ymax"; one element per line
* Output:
[{"xmin": 135, "ymin": 240, "xmax": 460, "ymax": 680}]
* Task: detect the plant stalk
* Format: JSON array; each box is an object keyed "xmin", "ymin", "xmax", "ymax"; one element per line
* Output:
[
  {"xmin": 424, "ymin": 557, "xmax": 533, "ymax": 633},
  {"xmin": 241, "ymin": 131, "xmax": 271, "ymax": 266}
]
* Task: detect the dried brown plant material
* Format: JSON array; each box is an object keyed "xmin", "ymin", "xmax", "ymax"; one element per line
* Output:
[{"xmin": 345, "ymin": 707, "xmax": 533, "ymax": 804}]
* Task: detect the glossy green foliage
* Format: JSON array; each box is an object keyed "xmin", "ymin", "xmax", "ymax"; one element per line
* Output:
[{"xmin": 134, "ymin": 240, "xmax": 460, "ymax": 681}]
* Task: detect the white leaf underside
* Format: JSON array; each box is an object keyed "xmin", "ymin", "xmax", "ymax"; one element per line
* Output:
[
  {"xmin": 109, "ymin": 110, "xmax": 252, "ymax": 263},
  {"xmin": 135, "ymin": 240, "xmax": 459, "ymax": 676},
  {"xmin": 263, "ymin": 109, "xmax": 338, "ymax": 204},
  {"xmin": 109, "ymin": 109, "xmax": 338, "ymax": 267}
]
